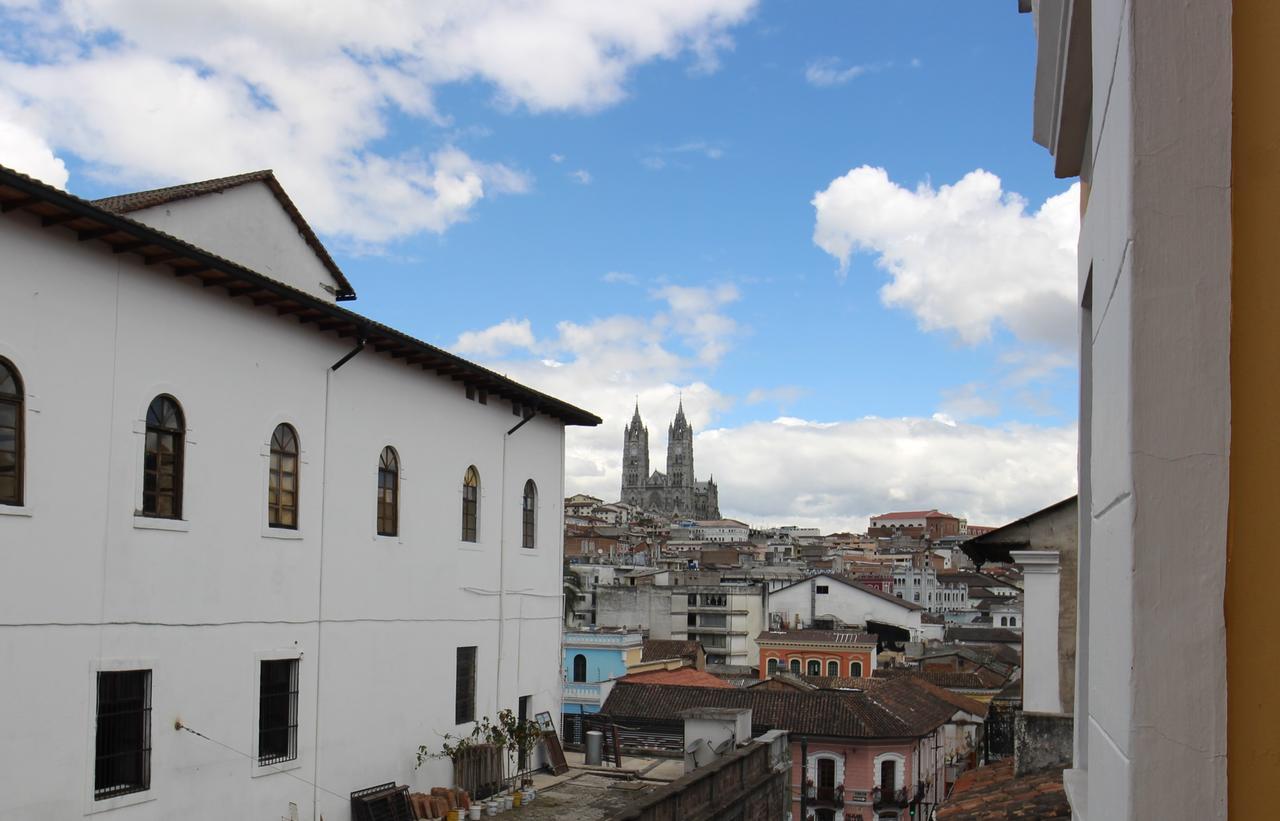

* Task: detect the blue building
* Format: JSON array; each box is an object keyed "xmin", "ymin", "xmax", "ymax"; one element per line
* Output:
[{"xmin": 561, "ymin": 629, "xmax": 644, "ymax": 742}]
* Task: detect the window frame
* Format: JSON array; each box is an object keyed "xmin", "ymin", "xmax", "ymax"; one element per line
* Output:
[
  {"xmin": 521, "ymin": 479, "xmax": 537, "ymax": 549},
  {"xmin": 141, "ymin": 395, "xmax": 185, "ymax": 520},
  {"xmin": 462, "ymin": 465, "xmax": 480, "ymax": 543},
  {"xmin": 850, "ymin": 660, "xmax": 864, "ymax": 678},
  {"xmin": 255, "ymin": 656, "xmax": 300, "ymax": 770},
  {"xmin": 267, "ymin": 424, "xmax": 299, "ymax": 530},
  {"xmin": 572, "ymin": 653, "xmax": 587, "ymax": 683},
  {"xmin": 377, "ymin": 446, "xmax": 400, "ymax": 538},
  {"xmin": 455, "ymin": 647, "xmax": 477, "ymax": 725},
  {"xmin": 0, "ymin": 357, "xmax": 23, "ymax": 507},
  {"xmin": 89, "ymin": 663, "xmax": 154, "ymax": 813}
]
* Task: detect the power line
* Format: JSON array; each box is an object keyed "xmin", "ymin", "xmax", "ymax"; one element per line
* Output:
[{"xmin": 175, "ymin": 720, "xmax": 350, "ymax": 805}]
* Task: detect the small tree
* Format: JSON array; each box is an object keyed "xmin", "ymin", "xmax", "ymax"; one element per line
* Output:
[{"xmin": 417, "ymin": 710, "xmax": 543, "ymax": 792}]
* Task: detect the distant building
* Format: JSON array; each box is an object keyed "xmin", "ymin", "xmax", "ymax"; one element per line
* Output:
[
  {"xmin": 869, "ymin": 509, "xmax": 963, "ymax": 541},
  {"xmin": 756, "ymin": 628, "xmax": 878, "ymax": 679},
  {"xmin": 620, "ymin": 400, "xmax": 720, "ymax": 519},
  {"xmin": 681, "ymin": 585, "xmax": 764, "ymax": 666}
]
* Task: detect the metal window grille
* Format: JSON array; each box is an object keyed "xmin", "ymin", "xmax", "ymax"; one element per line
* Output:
[
  {"xmin": 455, "ymin": 647, "xmax": 476, "ymax": 724},
  {"xmin": 0, "ymin": 357, "xmax": 23, "ymax": 505},
  {"xmin": 522, "ymin": 480, "xmax": 536, "ymax": 548},
  {"xmin": 258, "ymin": 658, "xmax": 299, "ymax": 766},
  {"xmin": 462, "ymin": 467, "xmax": 479, "ymax": 542},
  {"xmin": 268, "ymin": 424, "xmax": 299, "ymax": 529},
  {"xmin": 94, "ymin": 669, "xmax": 152, "ymax": 800},
  {"xmin": 142, "ymin": 395, "xmax": 184, "ymax": 518},
  {"xmin": 377, "ymin": 447, "xmax": 399, "ymax": 537}
]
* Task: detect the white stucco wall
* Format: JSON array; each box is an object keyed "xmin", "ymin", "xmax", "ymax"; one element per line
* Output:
[
  {"xmin": 1012, "ymin": 551, "xmax": 1061, "ymax": 713},
  {"xmin": 1066, "ymin": 0, "xmax": 1232, "ymax": 818},
  {"xmin": 767, "ymin": 577, "xmax": 924, "ymax": 638},
  {"xmin": 0, "ymin": 209, "xmax": 570, "ymax": 821},
  {"xmin": 125, "ymin": 181, "xmax": 341, "ymax": 302}
]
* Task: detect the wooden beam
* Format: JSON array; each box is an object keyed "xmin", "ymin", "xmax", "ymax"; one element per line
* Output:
[
  {"xmin": 0, "ymin": 197, "xmax": 38, "ymax": 213},
  {"xmin": 274, "ymin": 304, "xmax": 305, "ymax": 317},
  {"xmin": 41, "ymin": 213, "xmax": 79, "ymax": 227},
  {"xmin": 111, "ymin": 240, "xmax": 149, "ymax": 255},
  {"xmin": 143, "ymin": 252, "xmax": 180, "ymax": 265},
  {"xmin": 77, "ymin": 227, "xmax": 114, "ymax": 242}
]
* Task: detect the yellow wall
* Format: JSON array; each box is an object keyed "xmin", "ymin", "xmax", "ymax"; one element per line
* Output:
[{"xmin": 1229, "ymin": 1, "xmax": 1280, "ymax": 812}]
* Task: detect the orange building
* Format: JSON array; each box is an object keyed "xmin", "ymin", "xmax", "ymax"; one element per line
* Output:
[{"xmin": 756, "ymin": 628, "xmax": 878, "ymax": 680}]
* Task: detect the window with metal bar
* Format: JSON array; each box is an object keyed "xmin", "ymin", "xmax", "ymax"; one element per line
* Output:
[
  {"xmin": 377, "ymin": 446, "xmax": 399, "ymax": 537},
  {"xmin": 455, "ymin": 647, "xmax": 476, "ymax": 724},
  {"xmin": 0, "ymin": 358, "xmax": 22, "ymax": 506},
  {"xmin": 258, "ymin": 659, "xmax": 299, "ymax": 766},
  {"xmin": 521, "ymin": 479, "xmax": 536, "ymax": 548},
  {"xmin": 268, "ymin": 424, "xmax": 299, "ymax": 529},
  {"xmin": 142, "ymin": 395, "xmax": 184, "ymax": 518},
  {"xmin": 461, "ymin": 466, "xmax": 479, "ymax": 542},
  {"xmin": 94, "ymin": 669, "xmax": 151, "ymax": 800}
]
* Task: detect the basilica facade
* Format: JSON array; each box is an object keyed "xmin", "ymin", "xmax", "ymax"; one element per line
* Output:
[{"xmin": 620, "ymin": 401, "xmax": 720, "ymax": 519}]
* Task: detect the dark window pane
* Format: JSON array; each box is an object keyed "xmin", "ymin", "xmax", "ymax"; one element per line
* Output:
[
  {"xmin": 258, "ymin": 659, "xmax": 299, "ymax": 765},
  {"xmin": 455, "ymin": 647, "xmax": 476, "ymax": 724},
  {"xmin": 95, "ymin": 670, "xmax": 151, "ymax": 799},
  {"xmin": 142, "ymin": 397, "xmax": 183, "ymax": 518}
]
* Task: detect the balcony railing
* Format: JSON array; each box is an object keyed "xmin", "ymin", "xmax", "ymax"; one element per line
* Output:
[
  {"xmin": 562, "ymin": 682, "xmax": 604, "ymax": 703},
  {"xmin": 872, "ymin": 786, "xmax": 910, "ymax": 807},
  {"xmin": 812, "ymin": 785, "xmax": 843, "ymax": 806}
]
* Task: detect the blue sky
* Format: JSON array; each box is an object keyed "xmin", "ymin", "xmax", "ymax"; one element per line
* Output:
[{"xmin": 0, "ymin": 1, "xmax": 1079, "ymax": 531}]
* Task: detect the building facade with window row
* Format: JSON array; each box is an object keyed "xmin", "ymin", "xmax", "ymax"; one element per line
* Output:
[{"xmin": 0, "ymin": 166, "xmax": 599, "ymax": 821}]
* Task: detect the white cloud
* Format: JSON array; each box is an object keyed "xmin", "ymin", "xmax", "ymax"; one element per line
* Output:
[
  {"xmin": 0, "ymin": 111, "xmax": 67, "ymax": 188},
  {"xmin": 453, "ymin": 285, "xmax": 1075, "ymax": 533},
  {"xmin": 937, "ymin": 382, "xmax": 1000, "ymax": 421},
  {"xmin": 744, "ymin": 385, "xmax": 806, "ymax": 407},
  {"xmin": 641, "ymin": 139, "xmax": 725, "ymax": 169},
  {"xmin": 602, "ymin": 271, "xmax": 638, "ymax": 285},
  {"xmin": 0, "ymin": 0, "xmax": 758, "ymax": 242},
  {"xmin": 570, "ymin": 168, "xmax": 592, "ymax": 185},
  {"xmin": 452, "ymin": 318, "xmax": 536, "ymax": 358},
  {"xmin": 804, "ymin": 56, "xmax": 873, "ymax": 87},
  {"xmin": 812, "ymin": 166, "xmax": 1080, "ymax": 352},
  {"xmin": 698, "ymin": 415, "xmax": 1076, "ymax": 532},
  {"xmin": 549, "ymin": 153, "xmax": 565, "ymax": 163}
]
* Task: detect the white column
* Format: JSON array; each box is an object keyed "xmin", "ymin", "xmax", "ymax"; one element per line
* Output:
[{"xmin": 1011, "ymin": 550, "xmax": 1061, "ymax": 714}]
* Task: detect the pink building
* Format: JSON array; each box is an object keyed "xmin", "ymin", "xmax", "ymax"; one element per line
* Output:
[{"xmin": 601, "ymin": 675, "xmax": 987, "ymax": 821}]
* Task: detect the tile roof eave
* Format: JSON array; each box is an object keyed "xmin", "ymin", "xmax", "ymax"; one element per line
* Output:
[{"xmin": 0, "ymin": 164, "xmax": 601, "ymax": 428}]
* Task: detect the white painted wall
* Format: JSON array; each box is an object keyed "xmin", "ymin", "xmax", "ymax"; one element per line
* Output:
[
  {"xmin": 0, "ymin": 207, "xmax": 571, "ymax": 821},
  {"xmin": 766, "ymin": 577, "xmax": 925, "ymax": 639},
  {"xmin": 126, "ymin": 181, "xmax": 341, "ymax": 302},
  {"xmin": 1012, "ymin": 551, "xmax": 1061, "ymax": 713},
  {"xmin": 1040, "ymin": 1, "xmax": 1233, "ymax": 818}
]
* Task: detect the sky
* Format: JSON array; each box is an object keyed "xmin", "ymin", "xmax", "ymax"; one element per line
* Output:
[{"xmin": 0, "ymin": 0, "xmax": 1079, "ymax": 533}]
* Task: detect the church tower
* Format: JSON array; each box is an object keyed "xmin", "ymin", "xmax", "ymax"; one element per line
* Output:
[
  {"xmin": 666, "ymin": 399, "xmax": 695, "ymax": 514},
  {"xmin": 620, "ymin": 402, "xmax": 649, "ymax": 507}
]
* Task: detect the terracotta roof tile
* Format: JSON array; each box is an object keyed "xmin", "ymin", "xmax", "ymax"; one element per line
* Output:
[
  {"xmin": 619, "ymin": 669, "xmax": 732, "ymax": 688},
  {"xmin": 755, "ymin": 628, "xmax": 877, "ymax": 646},
  {"xmin": 603, "ymin": 675, "xmax": 967, "ymax": 740},
  {"xmin": 641, "ymin": 640, "xmax": 702, "ymax": 663},
  {"xmin": 937, "ymin": 760, "xmax": 1070, "ymax": 820}
]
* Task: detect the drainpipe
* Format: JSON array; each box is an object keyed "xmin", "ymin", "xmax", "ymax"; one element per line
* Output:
[
  {"xmin": 799, "ymin": 737, "xmax": 808, "ymax": 820},
  {"xmin": 312, "ymin": 334, "xmax": 366, "ymax": 820},
  {"xmin": 497, "ymin": 412, "xmax": 535, "ymax": 712}
]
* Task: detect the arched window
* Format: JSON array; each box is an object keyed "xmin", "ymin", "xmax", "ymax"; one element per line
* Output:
[
  {"xmin": 572, "ymin": 654, "xmax": 587, "ymax": 683},
  {"xmin": 827, "ymin": 660, "xmax": 839, "ymax": 677},
  {"xmin": 143, "ymin": 395, "xmax": 184, "ymax": 518},
  {"xmin": 1000, "ymin": 616, "xmax": 1008, "ymax": 626},
  {"xmin": 377, "ymin": 447, "xmax": 399, "ymax": 537},
  {"xmin": 807, "ymin": 659, "xmax": 821, "ymax": 676},
  {"xmin": 0, "ymin": 358, "xmax": 22, "ymax": 506},
  {"xmin": 766, "ymin": 658, "xmax": 779, "ymax": 675},
  {"xmin": 267, "ymin": 424, "xmax": 299, "ymax": 529},
  {"xmin": 522, "ymin": 479, "xmax": 537, "ymax": 548},
  {"xmin": 850, "ymin": 660, "xmax": 864, "ymax": 678},
  {"xmin": 789, "ymin": 658, "xmax": 801, "ymax": 675},
  {"xmin": 462, "ymin": 466, "xmax": 479, "ymax": 542}
]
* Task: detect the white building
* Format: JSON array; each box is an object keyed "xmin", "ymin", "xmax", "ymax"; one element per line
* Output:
[
  {"xmin": 765, "ymin": 573, "xmax": 936, "ymax": 642},
  {"xmin": 0, "ymin": 167, "xmax": 599, "ymax": 821},
  {"xmin": 681, "ymin": 585, "xmax": 763, "ymax": 666}
]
